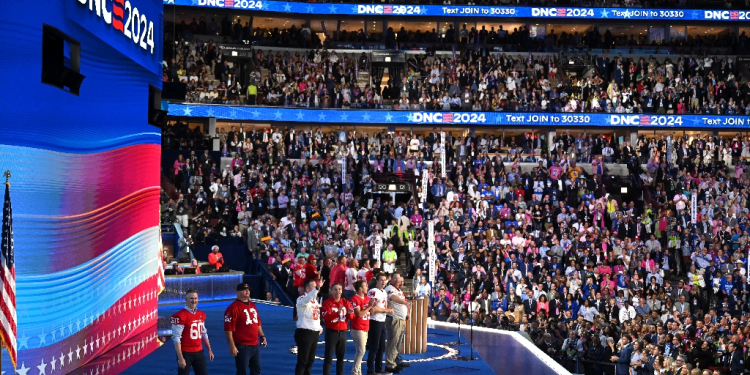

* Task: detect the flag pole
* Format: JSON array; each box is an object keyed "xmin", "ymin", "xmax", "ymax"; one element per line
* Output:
[
  {"xmin": 1, "ymin": 169, "xmax": 7, "ymax": 372},
  {"xmin": 2, "ymin": 170, "xmax": 10, "ymax": 372}
]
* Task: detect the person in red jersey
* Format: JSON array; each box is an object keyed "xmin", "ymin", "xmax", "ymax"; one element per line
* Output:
[
  {"xmin": 208, "ymin": 245, "xmax": 225, "ymax": 271},
  {"xmin": 365, "ymin": 259, "xmax": 378, "ymax": 286},
  {"xmin": 224, "ymin": 283, "xmax": 267, "ymax": 375},
  {"xmin": 292, "ymin": 255, "xmax": 307, "ymax": 295},
  {"xmin": 357, "ymin": 259, "xmax": 370, "ymax": 283},
  {"xmin": 321, "ymin": 283, "xmax": 355, "ymax": 375},
  {"xmin": 329, "ymin": 255, "xmax": 348, "ymax": 293},
  {"xmin": 171, "ymin": 289, "xmax": 214, "ymax": 375},
  {"xmin": 350, "ymin": 280, "xmax": 379, "ymax": 375}
]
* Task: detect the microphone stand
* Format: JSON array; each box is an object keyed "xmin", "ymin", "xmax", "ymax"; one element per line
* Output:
[
  {"xmin": 469, "ymin": 301, "xmax": 475, "ymax": 360},
  {"xmin": 445, "ymin": 298, "xmax": 462, "ymax": 346},
  {"xmin": 455, "ymin": 299, "xmax": 477, "ymax": 361}
]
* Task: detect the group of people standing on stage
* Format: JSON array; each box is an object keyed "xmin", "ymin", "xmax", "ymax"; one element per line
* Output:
[
  {"xmin": 295, "ymin": 257, "xmax": 413, "ymax": 375},
  {"xmin": 168, "ymin": 258, "xmax": 413, "ymax": 375},
  {"xmin": 171, "ymin": 284, "xmax": 267, "ymax": 375}
]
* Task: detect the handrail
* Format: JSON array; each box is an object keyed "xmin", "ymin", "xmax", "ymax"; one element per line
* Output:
[
  {"xmin": 161, "ymin": 171, "xmax": 180, "ymax": 201},
  {"xmin": 254, "ymin": 260, "xmax": 294, "ymax": 307}
]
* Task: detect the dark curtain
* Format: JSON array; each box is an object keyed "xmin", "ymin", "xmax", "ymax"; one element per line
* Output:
[
  {"xmin": 372, "ymin": 65, "xmax": 385, "ymax": 92},
  {"xmin": 389, "ymin": 66, "xmax": 403, "ymax": 97}
]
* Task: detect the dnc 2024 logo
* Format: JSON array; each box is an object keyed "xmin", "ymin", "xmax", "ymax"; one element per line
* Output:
[
  {"xmin": 410, "ymin": 112, "xmax": 488, "ymax": 124},
  {"xmin": 76, "ymin": 0, "xmax": 156, "ymax": 54},
  {"xmin": 703, "ymin": 10, "xmax": 749, "ymax": 19}
]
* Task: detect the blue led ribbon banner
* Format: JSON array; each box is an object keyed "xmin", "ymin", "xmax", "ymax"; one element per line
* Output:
[
  {"xmin": 168, "ymin": 104, "xmax": 750, "ymax": 128},
  {"xmin": 162, "ymin": 0, "xmax": 748, "ymax": 22}
]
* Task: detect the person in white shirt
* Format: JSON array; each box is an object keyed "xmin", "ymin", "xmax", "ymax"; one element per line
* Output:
[
  {"xmin": 673, "ymin": 193, "xmax": 687, "ymax": 211},
  {"xmin": 209, "ymin": 178, "xmax": 220, "ymax": 197},
  {"xmin": 366, "ymin": 273, "xmax": 393, "ymax": 375},
  {"xmin": 280, "ymin": 213, "xmax": 294, "ymax": 230},
  {"xmin": 619, "ymin": 300, "xmax": 637, "ymax": 322},
  {"xmin": 415, "ymin": 277, "xmax": 432, "ymax": 298},
  {"xmin": 704, "ymin": 56, "xmax": 713, "ymax": 70},
  {"xmin": 295, "ymin": 278, "xmax": 323, "ymax": 375},
  {"xmin": 578, "ymin": 300, "xmax": 599, "ymax": 322},
  {"xmin": 602, "ymin": 146, "xmax": 614, "ymax": 163},
  {"xmin": 320, "ymin": 175, "xmax": 331, "ymax": 188},
  {"xmin": 344, "ymin": 259, "xmax": 359, "ymax": 300},
  {"xmin": 511, "ymin": 231, "xmax": 526, "ymax": 248},
  {"xmin": 367, "ymin": 232, "xmax": 383, "ymax": 261},
  {"xmin": 357, "ymin": 260, "xmax": 371, "ymax": 282},
  {"xmin": 385, "ymin": 274, "xmax": 411, "ymax": 372}
]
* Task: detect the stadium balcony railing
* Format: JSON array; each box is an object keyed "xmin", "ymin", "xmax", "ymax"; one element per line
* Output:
[
  {"xmin": 177, "ymin": 33, "xmax": 738, "ymax": 55},
  {"xmin": 254, "ymin": 259, "xmax": 294, "ymax": 307}
]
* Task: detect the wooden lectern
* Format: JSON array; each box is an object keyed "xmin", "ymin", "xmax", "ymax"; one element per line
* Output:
[{"xmin": 402, "ymin": 298, "xmax": 428, "ymax": 354}]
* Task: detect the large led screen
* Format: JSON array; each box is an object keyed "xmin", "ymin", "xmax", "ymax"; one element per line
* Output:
[{"xmin": 0, "ymin": 0, "xmax": 163, "ymax": 373}]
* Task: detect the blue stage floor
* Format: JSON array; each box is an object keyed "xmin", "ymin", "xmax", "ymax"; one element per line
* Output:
[{"xmin": 121, "ymin": 301, "xmax": 496, "ymax": 375}]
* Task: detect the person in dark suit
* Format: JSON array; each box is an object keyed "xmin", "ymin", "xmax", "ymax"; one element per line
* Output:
[
  {"xmin": 547, "ymin": 296, "xmax": 562, "ymax": 319},
  {"xmin": 634, "ymin": 344, "xmax": 658, "ymax": 375},
  {"xmin": 618, "ymin": 217, "xmax": 637, "ymax": 240},
  {"xmin": 673, "ymin": 355, "xmax": 688, "ymax": 375},
  {"xmin": 604, "ymin": 337, "xmax": 616, "ymax": 375},
  {"xmin": 611, "ymin": 335, "xmax": 633, "ymax": 375},
  {"xmin": 272, "ymin": 256, "xmax": 291, "ymax": 288},
  {"xmin": 728, "ymin": 342, "xmax": 744, "ymax": 375},
  {"xmin": 523, "ymin": 289, "xmax": 537, "ymax": 321},
  {"xmin": 428, "ymin": 128, "xmax": 440, "ymax": 145},
  {"xmin": 593, "ymin": 295, "xmax": 607, "ymax": 314},
  {"xmin": 247, "ymin": 222, "xmax": 263, "ymax": 261},
  {"xmin": 538, "ymin": 332, "xmax": 561, "ymax": 360},
  {"xmin": 266, "ymin": 191, "xmax": 277, "ymax": 218},
  {"xmin": 476, "ymin": 290, "xmax": 493, "ymax": 314}
]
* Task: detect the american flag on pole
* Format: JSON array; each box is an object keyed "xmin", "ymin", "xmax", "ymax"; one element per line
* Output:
[
  {"xmin": 1, "ymin": 173, "xmax": 16, "ymax": 370},
  {"xmin": 157, "ymin": 232, "xmax": 165, "ymax": 294}
]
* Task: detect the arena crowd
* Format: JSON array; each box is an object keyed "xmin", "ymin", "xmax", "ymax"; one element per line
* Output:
[
  {"xmin": 166, "ymin": 39, "xmax": 750, "ymax": 115},
  {"xmin": 162, "ymin": 122, "xmax": 750, "ymax": 374}
]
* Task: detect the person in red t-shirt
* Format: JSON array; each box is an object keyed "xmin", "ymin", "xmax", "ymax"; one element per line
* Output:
[
  {"xmin": 329, "ymin": 255, "xmax": 348, "ymax": 291},
  {"xmin": 303, "ymin": 255, "xmax": 319, "ymax": 284},
  {"xmin": 224, "ymin": 283, "xmax": 266, "ymax": 375},
  {"xmin": 349, "ymin": 280, "xmax": 378, "ymax": 375},
  {"xmin": 365, "ymin": 258, "xmax": 378, "ymax": 285},
  {"xmin": 321, "ymin": 283, "xmax": 354, "ymax": 375},
  {"xmin": 208, "ymin": 245, "xmax": 225, "ymax": 271},
  {"xmin": 171, "ymin": 289, "xmax": 214, "ymax": 375}
]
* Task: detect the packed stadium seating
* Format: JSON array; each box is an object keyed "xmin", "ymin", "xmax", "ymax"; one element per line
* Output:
[
  {"xmin": 163, "ymin": 118, "xmax": 750, "ymax": 373},
  {"xmin": 166, "ymin": 40, "xmax": 750, "ymax": 115}
]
